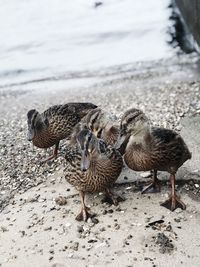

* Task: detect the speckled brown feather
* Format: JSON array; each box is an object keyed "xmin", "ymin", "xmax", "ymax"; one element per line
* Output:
[
  {"xmin": 100, "ymin": 124, "xmax": 119, "ymax": 146},
  {"xmin": 31, "ymin": 103, "xmax": 97, "ymax": 149},
  {"xmin": 64, "ymin": 145, "xmax": 123, "ymax": 193},
  {"xmin": 70, "ymin": 108, "xmax": 120, "ymax": 146},
  {"xmin": 124, "ymin": 127, "xmax": 191, "ymax": 174}
]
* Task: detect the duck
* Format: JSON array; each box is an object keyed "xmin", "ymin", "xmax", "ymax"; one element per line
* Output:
[
  {"xmin": 117, "ymin": 108, "xmax": 191, "ymax": 211},
  {"xmin": 70, "ymin": 108, "xmax": 120, "ymax": 146},
  {"xmin": 64, "ymin": 128, "xmax": 123, "ymax": 221},
  {"xmin": 27, "ymin": 102, "xmax": 97, "ymax": 162}
]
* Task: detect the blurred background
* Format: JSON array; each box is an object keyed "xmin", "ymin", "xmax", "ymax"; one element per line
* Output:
[{"xmin": 0, "ymin": 0, "xmax": 197, "ymax": 90}]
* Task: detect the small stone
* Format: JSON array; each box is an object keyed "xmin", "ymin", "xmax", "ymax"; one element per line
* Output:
[
  {"xmin": 108, "ymin": 209, "xmax": 113, "ymax": 214},
  {"xmin": 69, "ymin": 242, "xmax": 79, "ymax": 251},
  {"xmin": 20, "ymin": 230, "xmax": 26, "ymax": 237},
  {"xmin": 125, "ymin": 186, "xmax": 132, "ymax": 190},
  {"xmin": 124, "ymin": 240, "xmax": 130, "ymax": 246},
  {"xmin": 174, "ymin": 218, "xmax": 181, "ymax": 223},
  {"xmin": 49, "ymin": 249, "xmax": 54, "ymax": 254},
  {"xmin": 44, "ymin": 226, "xmax": 52, "ymax": 231},
  {"xmin": 1, "ymin": 226, "xmax": 8, "ymax": 232},
  {"xmin": 77, "ymin": 225, "xmax": 84, "ymax": 233},
  {"xmin": 114, "ymin": 224, "xmax": 120, "ymax": 230},
  {"xmin": 91, "ymin": 217, "xmax": 99, "ymax": 224},
  {"xmin": 55, "ymin": 196, "xmax": 67, "ymax": 206},
  {"xmin": 166, "ymin": 225, "xmax": 172, "ymax": 231},
  {"xmin": 88, "ymin": 239, "xmax": 97, "ymax": 243}
]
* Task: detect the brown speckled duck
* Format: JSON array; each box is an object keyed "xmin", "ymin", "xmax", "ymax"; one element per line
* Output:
[
  {"xmin": 70, "ymin": 108, "xmax": 120, "ymax": 146},
  {"xmin": 64, "ymin": 128, "xmax": 123, "ymax": 221},
  {"xmin": 117, "ymin": 108, "xmax": 191, "ymax": 211},
  {"xmin": 27, "ymin": 102, "xmax": 97, "ymax": 162}
]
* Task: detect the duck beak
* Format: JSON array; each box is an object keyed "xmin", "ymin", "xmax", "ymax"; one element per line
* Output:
[
  {"xmin": 27, "ymin": 127, "xmax": 35, "ymax": 141},
  {"xmin": 115, "ymin": 128, "xmax": 130, "ymax": 150},
  {"xmin": 115, "ymin": 134, "xmax": 127, "ymax": 149},
  {"xmin": 80, "ymin": 150, "xmax": 90, "ymax": 172}
]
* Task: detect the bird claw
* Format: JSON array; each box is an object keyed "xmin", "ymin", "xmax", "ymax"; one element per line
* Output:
[
  {"xmin": 75, "ymin": 207, "xmax": 92, "ymax": 222},
  {"xmin": 160, "ymin": 196, "xmax": 186, "ymax": 211}
]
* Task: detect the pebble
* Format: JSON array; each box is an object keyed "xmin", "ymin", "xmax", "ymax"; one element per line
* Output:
[
  {"xmin": 67, "ymin": 253, "xmax": 74, "ymax": 258},
  {"xmin": 174, "ymin": 218, "xmax": 181, "ymax": 223},
  {"xmin": 77, "ymin": 225, "xmax": 84, "ymax": 233},
  {"xmin": 69, "ymin": 242, "xmax": 79, "ymax": 251},
  {"xmin": 55, "ymin": 196, "xmax": 67, "ymax": 206},
  {"xmin": 0, "ymin": 226, "xmax": 8, "ymax": 232},
  {"xmin": 44, "ymin": 226, "xmax": 52, "ymax": 231},
  {"xmin": 49, "ymin": 249, "xmax": 54, "ymax": 254},
  {"xmin": 114, "ymin": 223, "xmax": 120, "ymax": 230},
  {"xmin": 91, "ymin": 218, "xmax": 99, "ymax": 224},
  {"xmin": 99, "ymin": 227, "xmax": 106, "ymax": 232},
  {"xmin": 88, "ymin": 239, "xmax": 98, "ymax": 243}
]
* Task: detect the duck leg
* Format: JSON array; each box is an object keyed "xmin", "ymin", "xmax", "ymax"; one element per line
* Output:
[
  {"xmin": 142, "ymin": 170, "xmax": 161, "ymax": 194},
  {"xmin": 102, "ymin": 188, "xmax": 124, "ymax": 206},
  {"xmin": 160, "ymin": 174, "xmax": 186, "ymax": 211},
  {"xmin": 75, "ymin": 191, "xmax": 92, "ymax": 221},
  {"xmin": 41, "ymin": 141, "xmax": 59, "ymax": 163}
]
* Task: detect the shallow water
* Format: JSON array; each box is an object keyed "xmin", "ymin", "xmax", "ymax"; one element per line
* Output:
[{"xmin": 0, "ymin": 0, "xmax": 174, "ymax": 89}]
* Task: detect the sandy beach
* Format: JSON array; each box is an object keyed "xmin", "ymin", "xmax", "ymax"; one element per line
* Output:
[{"xmin": 0, "ymin": 54, "xmax": 200, "ymax": 267}]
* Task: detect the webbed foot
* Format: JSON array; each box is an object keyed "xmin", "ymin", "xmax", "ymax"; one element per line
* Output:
[
  {"xmin": 160, "ymin": 195, "xmax": 186, "ymax": 211},
  {"xmin": 75, "ymin": 207, "xmax": 92, "ymax": 222},
  {"xmin": 142, "ymin": 180, "xmax": 161, "ymax": 194}
]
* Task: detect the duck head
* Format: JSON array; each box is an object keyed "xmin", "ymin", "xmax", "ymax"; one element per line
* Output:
[
  {"xmin": 116, "ymin": 108, "xmax": 150, "ymax": 148},
  {"xmin": 27, "ymin": 109, "xmax": 49, "ymax": 141},
  {"xmin": 76, "ymin": 128, "xmax": 106, "ymax": 172},
  {"xmin": 84, "ymin": 108, "xmax": 110, "ymax": 138}
]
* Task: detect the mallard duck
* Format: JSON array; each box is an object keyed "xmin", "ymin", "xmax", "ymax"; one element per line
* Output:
[
  {"xmin": 27, "ymin": 102, "xmax": 97, "ymax": 162},
  {"xmin": 64, "ymin": 128, "xmax": 123, "ymax": 221},
  {"xmin": 70, "ymin": 108, "xmax": 119, "ymax": 146},
  {"xmin": 117, "ymin": 108, "xmax": 191, "ymax": 211}
]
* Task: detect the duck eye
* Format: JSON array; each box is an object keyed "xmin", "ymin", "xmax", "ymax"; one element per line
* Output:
[{"xmin": 127, "ymin": 117, "xmax": 133, "ymax": 124}]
